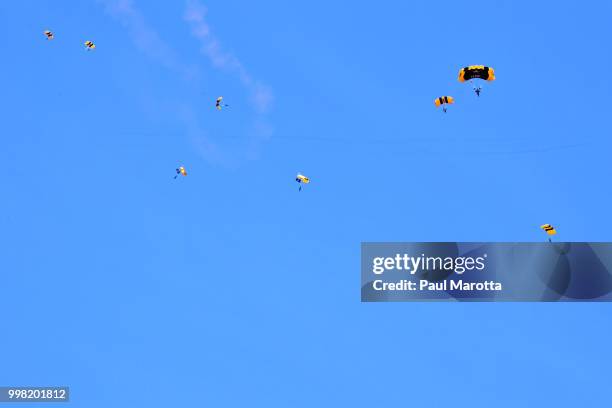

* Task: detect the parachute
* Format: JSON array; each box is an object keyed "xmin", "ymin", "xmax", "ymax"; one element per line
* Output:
[
  {"xmin": 84, "ymin": 40, "xmax": 96, "ymax": 50},
  {"xmin": 541, "ymin": 224, "xmax": 557, "ymax": 242},
  {"xmin": 434, "ymin": 96, "xmax": 454, "ymax": 113},
  {"xmin": 458, "ymin": 65, "xmax": 495, "ymax": 96},
  {"xmin": 44, "ymin": 30, "xmax": 54, "ymax": 40},
  {"xmin": 296, "ymin": 173, "xmax": 310, "ymax": 191},
  {"xmin": 174, "ymin": 166, "xmax": 187, "ymax": 179},
  {"xmin": 216, "ymin": 96, "xmax": 229, "ymax": 110}
]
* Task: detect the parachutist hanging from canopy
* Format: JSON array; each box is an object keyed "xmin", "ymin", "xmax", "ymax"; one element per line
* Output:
[
  {"xmin": 84, "ymin": 40, "xmax": 96, "ymax": 50},
  {"xmin": 216, "ymin": 96, "xmax": 229, "ymax": 110},
  {"xmin": 44, "ymin": 30, "xmax": 54, "ymax": 40},
  {"xmin": 541, "ymin": 224, "xmax": 557, "ymax": 242},
  {"xmin": 175, "ymin": 166, "xmax": 187, "ymax": 179},
  {"xmin": 296, "ymin": 173, "xmax": 310, "ymax": 191},
  {"xmin": 434, "ymin": 96, "xmax": 454, "ymax": 113},
  {"xmin": 458, "ymin": 66, "xmax": 495, "ymax": 96}
]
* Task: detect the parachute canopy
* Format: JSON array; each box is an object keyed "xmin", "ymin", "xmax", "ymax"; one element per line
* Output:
[
  {"xmin": 541, "ymin": 224, "xmax": 557, "ymax": 236},
  {"xmin": 84, "ymin": 40, "xmax": 96, "ymax": 50},
  {"xmin": 296, "ymin": 174, "xmax": 310, "ymax": 184},
  {"xmin": 434, "ymin": 96, "xmax": 454, "ymax": 107},
  {"xmin": 458, "ymin": 65, "xmax": 495, "ymax": 82},
  {"xmin": 44, "ymin": 30, "xmax": 54, "ymax": 40}
]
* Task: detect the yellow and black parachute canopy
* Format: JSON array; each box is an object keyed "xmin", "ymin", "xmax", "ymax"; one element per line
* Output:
[
  {"xmin": 540, "ymin": 224, "xmax": 557, "ymax": 236},
  {"xmin": 458, "ymin": 65, "xmax": 495, "ymax": 82},
  {"xmin": 84, "ymin": 40, "xmax": 95, "ymax": 50},
  {"xmin": 44, "ymin": 30, "xmax": 54, "ymax": 40},
  {"xmin": 434, "ymin": 96, "xmax": 454, "ymax": 107}
]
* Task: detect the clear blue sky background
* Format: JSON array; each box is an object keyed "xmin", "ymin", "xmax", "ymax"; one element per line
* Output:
[{"xmin": 1, "ymin": 1, "xmax": 611, "ymax": 406}]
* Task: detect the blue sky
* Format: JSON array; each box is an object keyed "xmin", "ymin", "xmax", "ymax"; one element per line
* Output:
[{"xmin": 1, "ymin": 0, "xmax": 611, "ymax": 406}]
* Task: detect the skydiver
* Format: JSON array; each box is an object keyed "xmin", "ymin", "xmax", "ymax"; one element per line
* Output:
[
  {"xmin": 174, "ymin": 167, "xmax": 187, "ymax": 179},
  {"xmin": 295, "ymin": 174, "xmax": 310, "ymax": 191},
  {"xmin": 216, "ymin": 97, "xmax": 229, "ymax": 110},
  {"xmin": 475, "ymin": 87, "xmax": 481, "ymax": 97}
]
